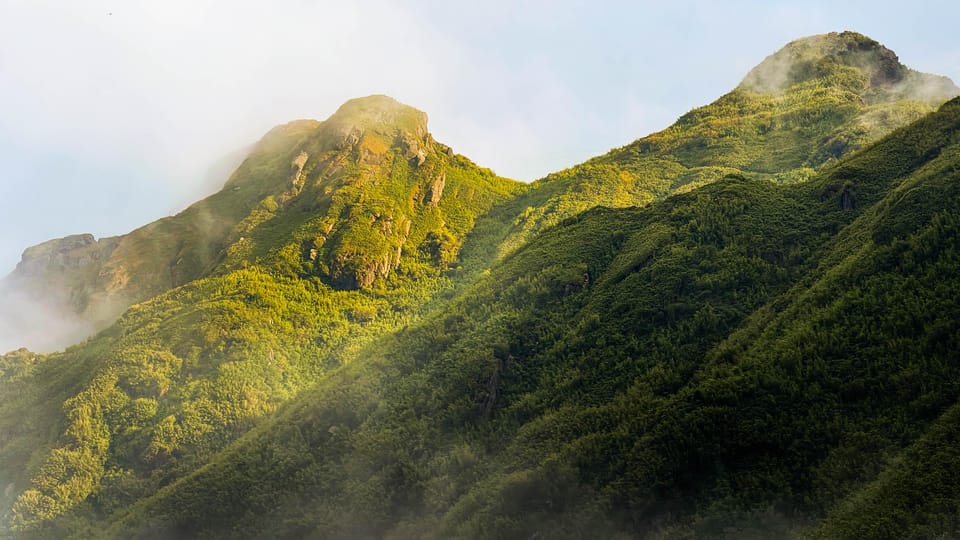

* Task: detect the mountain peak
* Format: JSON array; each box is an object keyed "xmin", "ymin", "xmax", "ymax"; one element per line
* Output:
[
  {"xmin": 324, "ymin": 94, "xmax": 428, "ymax": 138},
  {"xmin": 739, "ymin": 31, "xmax": 959, "ymax": 102}
]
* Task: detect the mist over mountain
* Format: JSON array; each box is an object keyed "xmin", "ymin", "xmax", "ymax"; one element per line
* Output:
[{"xmin": 2, "ymin": 32, "xmax": 960, "ymax": 539}]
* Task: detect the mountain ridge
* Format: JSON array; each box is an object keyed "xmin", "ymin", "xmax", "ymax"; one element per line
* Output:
[
  {"xmin": 3, "ymin": 32, "xmax": 960, "ymax": 539},
  {"xmin": 5, "ymin": 32, "xmax": 958, "ymax": 350},
  {"xmin": 485, "ymin": 31, "xmax": 958, "ymax": 261}
]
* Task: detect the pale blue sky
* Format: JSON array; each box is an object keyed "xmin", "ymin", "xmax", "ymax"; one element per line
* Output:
[{"xmin": 1, "ymin": 0, "xmax": 958, "ymax": 274}]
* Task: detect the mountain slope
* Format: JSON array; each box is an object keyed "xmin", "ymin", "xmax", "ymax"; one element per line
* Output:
[
  {"xmin": 2, "ymin": 33, "xmax": 960, "ymax": 539},
  {"xmin": 0, "ymin": 96, "xmax": 520, "ymax": 533},
  {"xmin": 5, "ymin": 32, "xmax": 955, "ymax": 354},
  {"xmin": 494, "ymin": 31, "xmax": 958, "ymax": 256},
  {"xmin": 0, "ymin": 96, "xmax": 518, "ymax": 352},
  {"xmin": 0, "ymin": 120, "xmax": 320, "ymax": 353},
  {"xmin": 80, "ymin": 97, "xmax": 960, "ymax": 539}
]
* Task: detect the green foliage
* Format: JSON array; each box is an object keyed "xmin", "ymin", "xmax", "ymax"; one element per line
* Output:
[
  {"xmin": 216, "ymin": 97, "xmax": 519, "ymax": 291},
  {"xmin": 68, "ymin": 97, "xmax": 960, "ymax": 539},
  {"xmin": 810, "ymin": 403, "xmax": 960, "ymax": 539},
  {"xmin": 3, "ymin": 42, "xmax": 960, "ymax": 540},
  {"xmin": 0, "ymin": 97, "xmax": 520, "ymax": 536},
  {"xmin": 493, "ymin": 50, "xmax": 949, "ymax": 255}
]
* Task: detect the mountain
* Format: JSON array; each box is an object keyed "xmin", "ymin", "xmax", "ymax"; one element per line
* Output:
[
  {"xmin": 494, "ymin": 31, "xmax": 958, "ymax": 255},
  {"xmin": 4, "ymin": 32, "xmax": 956, "ymax": 354},
  {"xmin": 2, "ymin": 32, "xmax": 960, "ymax": 539},
  {"xmin": 0, "ymin": 95, "xmax": 518, "ymax": 352},
  {"xmin": 740, "ymin": 31, "xmax": 957, "ymax": 99},
  {"xmin": 73, "ymin": 95, "xmax": 960, "ymax": 539},
  {"xmin": 0, "ymin": 95, "xmax": 519, "ymax": 533}
]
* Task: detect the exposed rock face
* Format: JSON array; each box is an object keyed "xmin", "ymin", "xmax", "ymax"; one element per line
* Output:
[
  {"xmin": 841, "ymin": 186, "xmax": 856, "ymax": 210},
  {"xmin": 1, "ymin": 234, "xmax": 120, "ymax": 352},
  {"xmin": 22, "ymin": 233, "xmax": 96, "ymax": 255},
  {"xmin": 289, "ymin": 151, "xmax": 309, "ymax": 196},
  {"xmin": 11, "ymin": 233, "xmax": 121, "ymax": 292},
  {"xmin": 16, "ymin": 234, "xmax": 102, "ymax": 274},
  {"xmin": 295, "ymin": 95, "xmax": 459, "ymax": 290},
  {"xmin": 313, "ymin": 95, "xmax": 435, "ymax": 170},
  {"xmin": 324, "ymin": 209, "xmax": 416, "ymax": 290},
  {"xmin": 292, "ymin": 151, "xmax": 309, "ymax": 175},
  {"xmin": 332, "ymin": 125, "xmax": 364, "ymax": 150},
  {"xmin": 400, "ymin": 132, "xmax": 429, "ymax": 166},
  {"xmin": 428, "ymin": 171, "xmax": 446, "ymax": 206}
]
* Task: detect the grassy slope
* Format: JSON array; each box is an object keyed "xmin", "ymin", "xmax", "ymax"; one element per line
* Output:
[{"xmin": 93, "ymin": 98, "xmax": 960, "ymax": 538}]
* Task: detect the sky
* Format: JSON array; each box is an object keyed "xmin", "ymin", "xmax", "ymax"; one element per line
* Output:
[{"xmin": 1, "ymin": 0, "xmax": 959, "ymax": 274}]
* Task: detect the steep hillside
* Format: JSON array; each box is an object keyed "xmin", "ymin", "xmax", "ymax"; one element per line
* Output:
[
  {"xmin": 0, "ymin": 97, "xmax": 519, "ymax": 534},
  {"xmin": 87, "ymin": 97, "xmax": 960, "ymax": 539},
  {"xmin": 0, "ymin": 96, "xmax": 518, "ymax": 352},
  {"xmin": 495, "ymin": 31, "xmax": 958, "ymax": 255},
  {"xmin": 2, "ymin": 33, "xmax": 960, "ymax": 539}
]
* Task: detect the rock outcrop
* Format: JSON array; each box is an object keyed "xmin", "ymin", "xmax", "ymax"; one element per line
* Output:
[{"xmin": 15, "ymin": 234, "xmax": 108, "ymax": 274}]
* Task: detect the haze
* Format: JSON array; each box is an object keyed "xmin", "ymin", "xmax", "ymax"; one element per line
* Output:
[{"xmin": 1, "ymin": 0, "xmax": 959, "ymax": 276}]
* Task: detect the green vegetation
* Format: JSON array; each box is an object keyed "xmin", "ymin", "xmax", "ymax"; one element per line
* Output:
[
  {"xmin": 495, "ymin": 32, "xmax": 955, "ymax": 257},
  {"xmin": 0, "ymin": 95, "xmax": 520, "ymax": 536},
  {"xmin": 69, "ymin": 96, "xmax": 960, "ymax": 540},
  {"xmin": 2, "ymin": 33, "xmax": 960, "ymax": 539}
]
